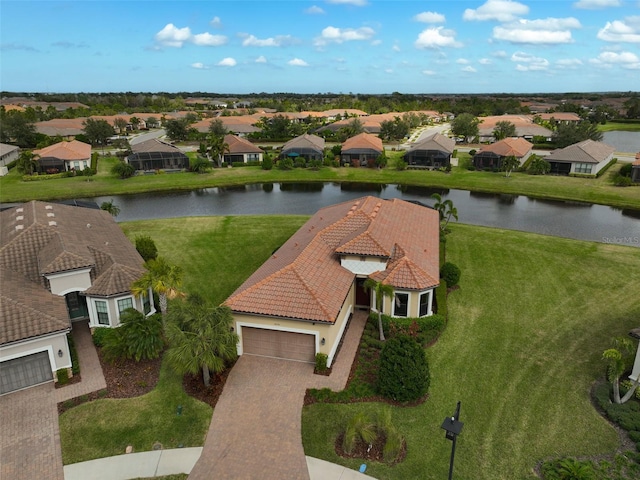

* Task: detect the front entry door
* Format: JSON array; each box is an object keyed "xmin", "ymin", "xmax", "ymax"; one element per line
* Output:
[
  {"xmin": 355, "ymin": 278, "xmax": 371, "ymax": 310},
  {"xmin": 65, "ymin": 291, "xmax": 88, "ymax": 320}
]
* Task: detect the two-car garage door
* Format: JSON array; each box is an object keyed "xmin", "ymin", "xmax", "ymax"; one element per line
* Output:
[
  {"xmin": 241, "ymin": 327, "xmax": 315, "ymax": 363},
  {"xmin": 0, "ymin": 352, "xmax": 53, "ymax": 395}
]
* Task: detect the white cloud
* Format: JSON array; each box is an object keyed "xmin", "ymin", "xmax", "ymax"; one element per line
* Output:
[
  {"xmin": 314, "ymin": 26, "xmax": 375, "ymax": 46},
  {"xmin": 511, "ymin": 51, "xmax": 550, "ymax": 70},
  {"xmin": 210, "ymin": 16, "xmax": 222, "ymax": 28},
  {"xmin": 479, "ymin": 58, "xmax": 492, "ymax": 65},
  {"xmin": 190, "ymin": 62, "xmax": 207, "ymax": 69},
  {"xmin": 414, "ymin": 27, "xmax": 462, "ymax": 49},
  {"xmin": 493, "ymin": 18, "xmax": 581, "ymax": 44},
  {"xmin": 597, "ymin": 17, "xmax": 640, "ymax": 43},
  {"xmin": 590, "ymin": 50, "xmax": 640, "ymax": 69},
  {"xmin": 154, "ymin": 23, "xmax": 227, "ymax": 48},
  {"xmin": 305, "ymin": 5, "xmax": 325, "ymax": 14},
  {"xmin": 326, "ymin": 0, "xmax": 368, "ymax": 5},
  {"xmin": 463, "ymin": 0, "xmax": 529, "ymax": 22},
  {"xmin": 255, "ymin": 55, "xmax": 267, "ymax": 63},
  {"xmin": 241, "ymin": 34, "xmax": 295, "ymax": 47},
  {"xmin": 288, "ymin": 58, "xmax": 309, "ymax": 66},
  {"xmin": 192, "ymin": 32, "xmax": 227, "ymax": 46},
  {"xmin": 456, "ymin": 58, "xmax": 470, "ymax": 64},
  {"xmin": 573, "ymin": 0, "xmax": 621, "ymax": 9},
  {"xmin": 462, "ymin": 66, "xmax": 477, "ymax": 72},
  {"xmin": 392, "ymin": 43, "xmax": 401, "ymax": 52},
  {"xmin": 385, "ymin": 68, "xmax": 393, "ymax": 73},
  {"xmin": 414, "ymin": 11, "xmax": 446, "ymax": 24},
  {"xmin": 492, "ymin": 50, "xmax": 508, "ymax": 58},
  {"xmin": 555, "ymin": 58, "xmax": 583, "ymax": 69},
  {"xmin": 155, "ymin": 24, "xmax": 192, "ymax": 47},
  {"xmin": 422, "ymin": 70, "xmax": 436, "ymax": 75},
  {"xmin": 217, "ymin": 57, "xmax": 237, "ymax": 67}
]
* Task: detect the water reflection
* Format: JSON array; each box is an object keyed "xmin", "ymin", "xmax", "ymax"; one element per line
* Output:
[
  {"xmin": 339, "ymin": 182, "xmax": 387, "ymax": 193},
  {"xmin": 395, "ymin": 185, "xmax": 449, "ymax": 196},
  {"xmin": 279, "ymin": 182, "xmax": 324, "ymax": 192}
]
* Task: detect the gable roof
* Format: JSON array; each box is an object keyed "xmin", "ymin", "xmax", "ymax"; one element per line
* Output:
[
  {"xmin": 224, "ymin": 134, "xmax": 264, "ymax": 154},
  {"xmin": 224, "ymin": 197, "xmax": 439, "ymax": 324},
  {"xmin": 281, "ymin": 133, "xmax": 325, "ymax": 154},
  {"xmin": 342, "ymin": 133, "xmax": 383, "ymax": 153},
  {"xmin": 407, "ymin": 133, "xmax": 455, "ymax": 153},
  {"xmin": 545, "ymin": 140, "xmax": 615, "ymax": 164},
  {"xmin": 33, "ymin": 140, "xmax": 91, "ymax": 161},
  {"xmin": 0, "ymin": 143, "xmax": 20, "ymax": 157},
  {"xmin": 477, "ymin": 137, "xmax": 533, "ymax": 158},
  {"xmin": 130, "ymin": 138, "xmax": 182, "ymax": 154}
]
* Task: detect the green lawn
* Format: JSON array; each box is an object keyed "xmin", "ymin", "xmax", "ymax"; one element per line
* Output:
[
  {"xmin": 598, "ymin": 122, "xmax": 640, "ymax": 132},
  {"xmin": 2, "ymin": 155, "xmax": 639, "ymax": 210},
  {"xmin": 302, "ymin": 224, "xmax": 640, "ymax": 480},
  {"xmin": 59, "ymin": 358, "xmax": 212, "ymax": 464}
]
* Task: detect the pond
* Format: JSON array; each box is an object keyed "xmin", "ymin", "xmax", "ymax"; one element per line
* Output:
[{"xmin": 88, "ymin": 182, "xmax": 640, "ymax": 248}]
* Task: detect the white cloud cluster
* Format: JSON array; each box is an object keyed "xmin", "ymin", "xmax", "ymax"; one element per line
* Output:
[
  {"xmin": 414, "ymin": 27, "xmax": 462, "ymax": 49},
  {"xmin": 241, "ymin": 34, "xmax": 296, "ymax": 47},
  {"xmin": 210, "ymin": 16, "xmax": 222, "ymax": 28},
  {"xmin": 288, "ymin": 58, "xmax": 309, "ymax": 66},
  {"xmin": 463, "ymin": 0, "xmax": 529, "ymax": 22},
  {"xmin": 597, "ymin": 17, "xmax": 640, "ymax": 43},
  {"xmin": 255, "ymin": 55, "xmax": 267, "ymax": 63},
  {"xmin": 494, "ymin": 17, "xmax": 581, "ymax": 44},
  {"xmin": 190, "ymin": 62, "xmax": 208, "ymax": 69},
  {"xmin": 305, "ymin": 5, "xmax": 325, "ymax": 14},
  {"xmin": 573, "ymin": 0, "xmax": 621, "ymax": 9},
  {"xmin": 217, "ymin": 57, "xmax": 237, "ymax": 67},
  {"xmin": 314, "ymin": 26, "xmax": 375, "ymax": 46},
  {"xmin": 590, "ymin": 51, "xmax": 640, "ymax": 69},
  {"xmin": 414, "ymin": 11, "xmax": 445, "ymax": 24},
  {"xmin": 555, "ymin": 58, "xmax": 584, "ymax": 69},
  {"xmin": 511, "ymin": 51, "xmax": 550, "ymax": 71},
  {"xmin": 155, "ymin": 23, "xmax": 227, "ymax": 48}
]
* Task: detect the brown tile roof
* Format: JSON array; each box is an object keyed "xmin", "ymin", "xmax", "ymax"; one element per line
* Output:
[
  {"xmin": 0, "ymin": 143, "xmax": 20, "ymax": 157},
  {"xmin": 1, "ymin": 201, "xmax": 144, "ymax": 297},
  {"xmin": 545, "ymin": 140, "xmax": 615, "ymax": 164},
  {"xmin": 407, "ymin": 133, "xmax": 455, "ymax": 153},
  {"xmin": 537, "ymin": 112, "xmax": 581, "ymax": 122},
  {"xmin": 224, "ymin": 135, "xmax": 264, "ymax": 154},
  {"xmin": 1, "ymin": 268, "xmax": 70, "ymax": 345},
  {"xmin": 224, "ymin": 197, "xmax": 439, "ymax": 324},
  {"xmin": 478, "ymin": 115, "xmax": 553, "ymax": 138},
  {"xmin": 477, "ymin": 137, "xmax": 533, "ymax": 158},
  {"xmin": 131, "ymin": 138, "xmax": 181, "ymax": 154},
  {"xmin": 342, "ymin": 133, "xmax": 383, "ymax": 153},
  {"xmin": 282, "ymin": 134, "xmax": 325, "ymax": 154},
  {"xmin": 33, "ymin": 140, "xmax": 90, "ymax": 161}
]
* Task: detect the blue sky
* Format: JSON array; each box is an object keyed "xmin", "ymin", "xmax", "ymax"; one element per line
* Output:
[{"xmin": 1, "ymin": 0, "xmax": 639, "ymax": 94}]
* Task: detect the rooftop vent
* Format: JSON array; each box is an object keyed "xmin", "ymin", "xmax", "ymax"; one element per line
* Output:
[
  {"xmin": 87, "ymin": 223, "xmax": 91, "ymax": 228},
  {"xmin": 16, "ymin": 208, "xmax": 23, "ymax": 213},
  {"xmin": 15, "ymin": 225, "xmax": 24, "ymax": 231},
  {"xmin": 47, "ymin": 213, "xmax": 55, "ymax": 217},
  {"xmin": 49, "ymin": 221, "xmax": 57, "ymax": 226},
  {"xmin": 16, "ymin": 215, "xmax": 23, "ymax": 221},
  {"xmin": 45, "ymin": 205, "xmax": 53, "ymax": 210}
]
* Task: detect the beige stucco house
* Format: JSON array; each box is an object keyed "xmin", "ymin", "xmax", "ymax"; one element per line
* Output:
[
  {"xmin": 0, "ymin": 201, "xmax": 153, "ymax": 395},
  {"xmin": 33, "ymin": 140, "xmax": 91, "ymax": 173},
  {"xmin": 545, "ymin": 139, "xmax": 615, "ymax": 176},
  {"xmin": 224, "ymin": 196, "xmax": 440, "ymax": 367}
]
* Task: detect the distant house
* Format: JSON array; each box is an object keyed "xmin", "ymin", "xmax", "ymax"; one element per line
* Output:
[
  {"xmin": 0, "ymin": 201, "xmax": 153, "ymax": 395},
  {"xmin": 33, "ymin": 140, "xmax": 91, "ymax": 173},
  {"xmin": 126, "ymin": 138, "xmax": 189, "ymax": 171},
  {"xmin": 477, "ymin": 115, "xmax": 553, "ymax": 142},
  {"xmin": 536, "ymin": 112, "xmax": 582, "ymax": 125},
  {"xmin": 544, "ymin": 140, "xmax": 615, "ymax": 176},
  {"xmin": 0, "ymin": 143, "xmax": 20, "ymax": 170},
  {"xmin": 281, "ymin": 133, "xmax": 325, "ymax": 162},
  {"xmin": 224, "ymin": 197, "xmax": 440, "ymax": 367},
  {"xmin": 473, "ymin": 138, "xmax": 533, "ymax": 170},
  {"xmin": 403, "ymin": 133, "xmax": 455, "ymax": 169},
  {"xmin": 631, "ymin": 155, "xmax": 640, "ymax": 183},
  {"xmin": 341, "ymin": 133, "xmax": 383, "ymax": 167},
  {"xmin": 223, "ymin": 134, "xmax": 264, "ymax": 164}
]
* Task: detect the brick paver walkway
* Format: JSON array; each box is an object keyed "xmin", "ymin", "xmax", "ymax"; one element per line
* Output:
[
  {"xmin": 0, "ymin": 321, "xmax": 106, "ymax": 480},
  {"xmin": 189, "ymin": 310, "xmax": 368, "ymax": 480}
]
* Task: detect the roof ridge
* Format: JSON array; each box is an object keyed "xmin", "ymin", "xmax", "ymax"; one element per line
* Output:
[{"xmin": 290, "ymin": 267, "xmax": 332, "ymax": 319}]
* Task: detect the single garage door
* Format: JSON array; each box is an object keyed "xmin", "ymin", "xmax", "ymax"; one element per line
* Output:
[
  {"xmin": 242, "ymin": 327, "xmax": 315, "ymax": 363},
  {"xmin": 0, "ymin": 351, "xmax": 53, "ymax": 395}
]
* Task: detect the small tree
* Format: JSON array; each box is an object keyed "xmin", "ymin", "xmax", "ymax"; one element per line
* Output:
[
  {"xmin": 528, "ymin": 156, "xmax": 551, "ymax": 175},
  {"xmin": 363, "ymin": 278, "xmax": 394, "ymax": 341},
  {"xmin": 378, "ymin": 335, "xmax": 430, "ymax": 402},
  {"xmin": 102, "ymin": 309, "xmax": 164, "ymax": 362},
  {"xmin": 261, "ymin": 154, "xmax": 273, "ymax": 170},
  {"xmin": 135, "ymin": 235, "xmax": 158, "ymax": 262},
  {"xmin": 111, "ymin": 161, "xmax": 135, "ymax": 179},
  {"xmin": 492, "ymin": 121, "xmax": 516, "ymax": 141},
  {"xmin": 16, "ymin": 150, "xmax": 40, "ymax": 175},
  {"xmin": 342, "ymin": 412, "xmax": 376, "ymax": 454},
  {"xmin": 100, "ymin": 199, "xmax": 120, "ymax": 217},
  {"xmin": 602, "ymin": 336, "xmax": 640, "ymax": 404},
  {"xmin": 440, "ymin": 262, "xmax": 461, "ymax": 287},
  {"xmin": 113, "ymin": 117, "xmax": 128, "ymax": 135},
  {"xmin": 190, "ymin": 156, "xmax": 212, "ymax": 173},
  {"xmin": 131, "ymin": 256, "xmax": 184, "ymax": 320},
  {"xmin": 431, "ymin": 193, "xmax": 459, "ymax": 232},
  {"xmin": 501, "ymin": 155, "xmax": 521, "ymax": 177}
]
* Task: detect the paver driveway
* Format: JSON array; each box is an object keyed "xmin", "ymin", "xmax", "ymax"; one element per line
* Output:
[{"xmin": 189, "ymin": 310, "xmax": 368, "ymax": 480}]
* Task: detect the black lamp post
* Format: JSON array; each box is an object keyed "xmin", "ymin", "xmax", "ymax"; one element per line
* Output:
[{"xmin": 440, "ymin": 401, "xmax": 463, "ymax": 480}]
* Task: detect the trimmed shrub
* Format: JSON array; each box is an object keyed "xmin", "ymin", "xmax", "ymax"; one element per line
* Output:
[
  {"xmin": 56, "ymin": 368, "xmax": 69, "ymax": 385},
  {"xmin": 278, "ymin": 157, "xmax": 294, "ymax": 170},
  {"xmin": 262, "ymin": 155, "xmax": 273, "ymax": 170},
  {"xmin": 102, "ymin": 310, "xmax": 164, "ymax": 362},
  {"xmin": 619, "ymin": 163, "xmax": 633, "ymax": 177},
  {"xmin": 315, "ymin": 353, "xmax": 328, "ymax": 373},
  {"xmin": 91, "ymin": 327, "xmax": 112, "ymax": 347},
  {"xmin": 614, "ymin": 174, "xmax": 633, "ymax": 187},
  {"xmin": 440, "ymin": 262, "xmax": 461, "ymax": 287},
  {"xmin": 596, "ymin": 157, "xmax": 617, "ymax": 178},
  {"xmin": 436, "ymin": 280, "xmax": 448, "ymax": 318},
  {"xmin": 377, "ymin": 335, "xmax": 430, "ymax": 402},
  {"xmin": 67, "ymin": 333, "xmax": 80, "ymax": 375},
  {"xmin": 135, "ymin": 235, "xmax": 158, "ymax": 262}
]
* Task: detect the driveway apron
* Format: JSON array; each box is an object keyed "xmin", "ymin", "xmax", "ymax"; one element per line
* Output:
[{"xmin": 189, "ymin": 310, "xmax": 368, "ymax": 480}]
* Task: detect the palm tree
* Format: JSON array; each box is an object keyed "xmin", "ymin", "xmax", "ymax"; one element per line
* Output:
[
  {"xmin": 165, "ymin": 294, "xmax": 238, "ymax": 387},
  {"xmin": 16, "ymin": 150, "xmax": 40, "ymax": 175},
  {"xmin": 207, "ymin": 134, "xmax": 229, "ymax": 167},
  {"xmin": 363, "ymin": 278, "xmax": 394, "ymax": 341},
  {"xmin": 431, "ymin": 193, "xmax": 458, "ymax": 232},
  {"xmin": 100, "ymin": 199, "xmax": 120, "ymax": 217},
  {"xmin": 129, "ymin": 116, "xmax": 140, "ymax": 131},
  {"xmin": 602, "ymin": 336, "xmax": 640, "ymax": 404},
  {"xmin": 131, "ymin": 256, "xmax": 184, "ymax": 322}
]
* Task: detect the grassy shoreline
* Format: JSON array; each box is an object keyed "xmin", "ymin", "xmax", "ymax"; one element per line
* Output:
[{"xmin": 1, "ymin": 155, "xmax": 639, "ymax": 210}]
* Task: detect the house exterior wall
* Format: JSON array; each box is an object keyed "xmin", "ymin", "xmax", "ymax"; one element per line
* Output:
[
  {"xmin": 569, "ymin": 153, "xmax": 612, "ymax": 175},
  {"xmin": 0, "ymin": 332, "xmax": 71, "ymax": 375},
  {"xmin": 87, "ymin": 293, "xmax": 145, "ymax": 328},
  {"xmin": 46, "ymin": 269, "xmax": 92, "ymax": 296},
  {"xmin": 632, "ymin": 165, "xmax": 640, "ymax": 183},
  {"xmin": 378, "ymin": 288, "xmax": 435, "ymax": 318},
  {"xmin": 0, "ymin": 148, "xmax": 20, "ymax": 167},
  {"xmin": 340, "ymin": 255, "xmax": 387, "ymax": 275}
]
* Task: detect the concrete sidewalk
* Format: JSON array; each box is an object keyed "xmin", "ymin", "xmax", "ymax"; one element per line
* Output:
[{"xmin": 63, "ymin": 450, "xmax": 377, "ymax": 480}]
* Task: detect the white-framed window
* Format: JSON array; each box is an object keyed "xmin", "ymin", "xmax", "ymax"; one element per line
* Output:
[
  {"xmin": 142, "ymin": 291, "xmax": 151, "ymax": 315},
  {"xmin": 95, "ymin": 300, "xmax": 109, "ymax": 325},
  {"xmin": 393, "ymin": 292, "xmax": 409, "ymax": 317},
  {"xmin": 73, "ymin": 161, "xmax": 80, "ymax": 170},
  {"xmin": 574, "ymin": 163, "xmax": 592, "ymax": 174},
  {"xmin": 117, "ymin": 297, "xmax": 133, "ymax": 314},
  {"xmin": 247, "ymin": 153, "xmax": 260, "ymax": 161},
  {"xmin": 419, "ymin": 291, "xmax": 430, "ymax": 317}
]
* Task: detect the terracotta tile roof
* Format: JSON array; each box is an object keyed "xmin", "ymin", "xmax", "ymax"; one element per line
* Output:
[
  {"xmin": 407, "ymin": 133, "xmax": 455, "ymax": 153},
  {"xmin": 224, "ymin": 197, "xmax": 439, "ymax": 324},
  {"xmin": 33, "ymin": 140, "xmax": 90, "ymax": 161},
  {"xmin": 477, "ymin": 137, "xmax": 533, "ymax": 158},
  {"xmin": 545, "ymin": 140, "xmax": 615, "ymax": 164},
  {"xmin": 1, "ymin": 268, "xmax": 70, "ymax": 344},
  {"xmin": 224, "ymin": 134, "xmax": 264, "ymax": 154},
  {"xmin": 537, "ymin": 112, "xmax": 581, "ymax": 122},
  {"xmin": 342, "ymin": 133, "xmax": 383, "ymax": 153},
  {"xmin": 477, "ymin": 115, "xmax": 553, "ymax": 138},
  {"xmin": 633, "ymin": 152, "xmax": 640, "ymax": 165}
]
